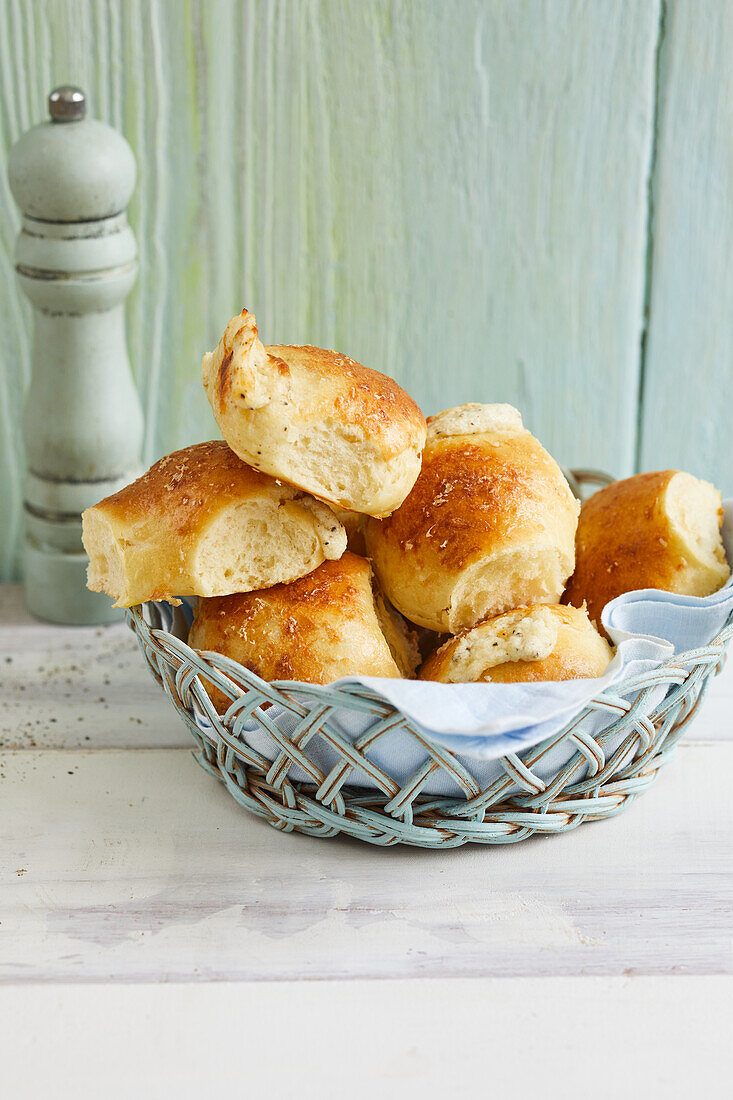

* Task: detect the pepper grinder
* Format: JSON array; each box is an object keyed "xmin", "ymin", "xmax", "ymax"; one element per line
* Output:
[{"xmin": 8, "ymin": 86, "xmax": 143, "ymax": 624}]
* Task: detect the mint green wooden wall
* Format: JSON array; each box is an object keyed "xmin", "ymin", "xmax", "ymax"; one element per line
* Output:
[{"xmin": 0, "ymin": 0, "xmax": 730, "ymax": 580}]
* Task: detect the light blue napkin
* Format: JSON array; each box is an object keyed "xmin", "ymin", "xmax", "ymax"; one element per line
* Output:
[{"xmin": 152, "ymin": 501, "xmax": 733, "ymax": 796}]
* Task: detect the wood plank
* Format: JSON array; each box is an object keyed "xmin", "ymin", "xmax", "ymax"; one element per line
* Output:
[
  {"xmin": 1, "ymin": 978, "xmax": 732, "ymax": 1098},
  {"xmin": 1, "ymin": 743, "xmax": 731, "ymax": 982},
  {"xmin": 2, "ymin": 582, "xmax": 732, "ymax": 749},
  {"xmin": 0, "ymin": 585, "xmax": 185, "ymax": 750},
  {"xmin": 639, "ymin": 0, "xmax": 733, "ymax": 488},
  {"xmin": 0, "ymin": 0, "xmax": 662, "ymax": 579}
]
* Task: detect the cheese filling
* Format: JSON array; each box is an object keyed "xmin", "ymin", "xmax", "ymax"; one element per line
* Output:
[{"xmin": 445, "ymin": 606, "xmax": 559, "ymax": 683}]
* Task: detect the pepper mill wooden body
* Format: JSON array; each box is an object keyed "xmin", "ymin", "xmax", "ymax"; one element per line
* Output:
[{"xmin": 8, "ymin": 87, "xmax": 143, "ymax": 624}]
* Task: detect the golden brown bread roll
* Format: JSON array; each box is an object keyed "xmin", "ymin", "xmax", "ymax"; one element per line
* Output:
[
  {"xmin": 82, "ymin": 441, "xmax": 346, "ymax": 607},
  {"xmin": 364, "ymin": 403, "xmax": 579, "ymax": 633},
  {"xmin": 564, "ymin": 470, "xmax": 730, "ymax": 624},
  {"xmin": 201, "ymin": 309, "xmax": 427, "ymax": 517},
  {"xmin": 188, "ymin": 552, "xmax": 419, "ymax": 708},
  {"xmin": 419, "ymin": 604, "xmax": 613, "ymax": 683}
]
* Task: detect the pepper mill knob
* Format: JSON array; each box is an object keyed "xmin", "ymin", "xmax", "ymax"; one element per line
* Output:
[
  {"xmin": 8, "ymin": 87, "xmax": 143, "ymax": 624},
  {"xmin": 48, "ymin": 85, "xmax": 87, "ymax": 121}
]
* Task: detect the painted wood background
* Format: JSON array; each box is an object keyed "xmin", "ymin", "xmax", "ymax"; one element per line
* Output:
[{"xmin": 0, "ymin": 0, "xmax": 730, "ymax": 581}]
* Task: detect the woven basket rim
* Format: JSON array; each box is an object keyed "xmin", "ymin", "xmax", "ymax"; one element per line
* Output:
[
  {"xmin": 125, "ymin": 602, "xmax": 733, "ymax": 845},
  {"xmin": 128, "ymin": 601, "xmax": 733, "ymax": 725}
]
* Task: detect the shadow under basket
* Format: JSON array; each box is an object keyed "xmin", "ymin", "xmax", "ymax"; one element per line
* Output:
[{"xmin": 126, "ymin": 601, "xmax": 733, "ymax": 849}]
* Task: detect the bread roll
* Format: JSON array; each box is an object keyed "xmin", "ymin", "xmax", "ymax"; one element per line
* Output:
[
  {"xmin": 188, "ymin": 553, "xmax": 418, "ymax": 708},
  {"xmin": 419, "ymin": 604, "xmax": 613, "ymax": 683},
  {"xmin": 82, "ymin": 441, "xmax": 346, "ymax": 607},
  {"xmin": 564, "ymin": 470, "xmax": 730, "ymax": 623},
  {"xmin": 201, "ymin": 309, "xmax": 427, "ymax": 517},
  {"xmin": 364, "ymin": 403, "xmax": 579, "ymax": 633}
]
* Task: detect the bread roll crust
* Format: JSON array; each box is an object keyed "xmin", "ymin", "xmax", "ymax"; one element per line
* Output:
[
  {"xmin": 419, "ymin": 604, "xmax": 613, "ymax": 683},
  {"xmin": 564, "ymin": 470, "xmax": 730, "ymax": 623},
  {"xmin": 188, "ymin": 552, "xmax": 415, "ymax": 707},
  {"xmin": 202, "ymin": 310, "xmax": 426, "ymax": 516},
  {"xmin": 365, "ymin": 405, "xmax": 579, "ymax": 632},
  {"xmin": 265, "ymin": 343, "xmax": 423, "ymax": 461},
  {"xmin": 82, "ymin": 441, "xmax": 346, "ymax": 607}
]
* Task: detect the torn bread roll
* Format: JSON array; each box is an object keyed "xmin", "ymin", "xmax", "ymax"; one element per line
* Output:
[
  {"xmin": 564, "ymin": 470, "xmax": 730, "ymax": 624},
  {"xmin": 202, "ymin": 309, "xmax": 427, "ymax": 517},
  {"xmin": 419, "ymin": 604, "xmax": 613, "ymax": 684},
  {"xmin": 365, "ymin": 403, "xmax": 579, "ymax": 633},
  {"xmin": 188, "ymin": 552, "xmax": 419, "ymax": 708},
  {"xmin": 82, "ymin": 441, "xmax": 346, "ymax": 608}
]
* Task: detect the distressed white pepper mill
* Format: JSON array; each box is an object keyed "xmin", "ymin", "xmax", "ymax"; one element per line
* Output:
[{"xmin": 8, "ymin": 86, "xmax": 143, "ymax": 624}]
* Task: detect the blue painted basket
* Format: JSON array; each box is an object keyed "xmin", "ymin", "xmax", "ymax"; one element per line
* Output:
[{"xmin": 125, "ymin": 469, "xmax": 733, "ymax": 848}]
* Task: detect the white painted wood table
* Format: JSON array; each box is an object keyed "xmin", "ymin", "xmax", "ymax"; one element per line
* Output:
[{"xmin": 1, "ymin": 583, "xmax": 732, "ymax": 1098}]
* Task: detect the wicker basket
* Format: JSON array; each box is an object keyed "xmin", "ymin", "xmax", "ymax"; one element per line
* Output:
[
  {"xmin": 127, "ymin": 606, "xmax": 732, "ymax": 849},
  {"xmin": 126, "ymin": 468, "xmax": 732, "ymax": 847}
]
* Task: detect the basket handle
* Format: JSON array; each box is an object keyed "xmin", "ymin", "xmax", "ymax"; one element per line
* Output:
[{"xmin": 564, "ymin": 467, "xmax": 615, "ymax": 501}]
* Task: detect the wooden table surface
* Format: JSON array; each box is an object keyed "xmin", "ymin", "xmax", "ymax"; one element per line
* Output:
[{"xmin": 1, "ymin": 583, "xmax": 731, "ymax": 1097}]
